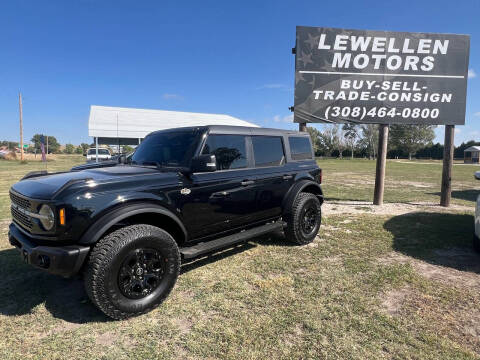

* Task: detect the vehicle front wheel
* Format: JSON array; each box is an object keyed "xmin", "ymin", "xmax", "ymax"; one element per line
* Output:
[
  {"xmin": 284, "ymin": 192, "xmax": 321, "ymax": 245},
  {"xmin": 84, "ymin": 224, "xmax": 180, "ymax": 320}
]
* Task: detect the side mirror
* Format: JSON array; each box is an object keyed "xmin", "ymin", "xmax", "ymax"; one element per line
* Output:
[
  {"xmin": 191, "ymin": 154, "xmax": 217, "ymax": 173},
  {"xmin": 118, "ymin": 154, "xmax": 127, "ymax": 164},
  {"xmin": 475, "ymin": 171, "xmax": 480, "ymax": 180}
]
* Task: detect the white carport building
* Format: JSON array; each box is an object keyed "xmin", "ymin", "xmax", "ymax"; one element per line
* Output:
[{"xmin": 88, "ymin": 105, "xmax": 258, "ymax": 153}]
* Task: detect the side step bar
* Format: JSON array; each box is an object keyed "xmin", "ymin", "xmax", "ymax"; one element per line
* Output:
[{"xmin": 180, "ymin": 221, "xmax": 285, "ymax": 259}]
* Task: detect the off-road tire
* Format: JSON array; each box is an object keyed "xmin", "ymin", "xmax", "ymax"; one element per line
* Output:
[
  {"xmin": 84, "ymin": 224, "xmax": 180, "ymax": 320},
  {"xmin": 284, "ymin": 192, "xmax": 321, "ymax": 245}
]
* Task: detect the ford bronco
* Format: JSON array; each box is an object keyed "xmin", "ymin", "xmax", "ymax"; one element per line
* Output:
[{"xmin": 8, "ymin": 125, "xmax": 323, "ymax": 319}]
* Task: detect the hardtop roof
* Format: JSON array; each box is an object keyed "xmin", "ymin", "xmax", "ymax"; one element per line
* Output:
[{"xmin": 148, "ymin": 125, "xmax": 309, "ymax": 137}]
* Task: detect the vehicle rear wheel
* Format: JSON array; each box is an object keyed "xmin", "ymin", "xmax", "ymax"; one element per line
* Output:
[
  {"xmin": 284, "ymin": 192, "xmax": 321, "ymax": 245},
  {"xmin": 84, "ymin": 224, "xmax": 180, "ymax": 320}
]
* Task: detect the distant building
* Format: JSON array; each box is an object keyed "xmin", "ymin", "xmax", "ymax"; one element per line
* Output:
[
  {"xmin": 88, "ymin": 105, "xmax": 258, "ymax": 147},
  {"xmin": 464, "ymin": 146, "xmax": 480, "ymax": 164}
]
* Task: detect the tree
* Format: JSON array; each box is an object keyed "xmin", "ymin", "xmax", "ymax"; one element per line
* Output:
[
  {"xmin": 389, "ymin": 125, "xmax": 436, "ymax": 160},
  {"xmin": 30, "ymin": 134, "xmax": 60, "ymax": 154},
  {"xmin": 75, "ymin": 145, "xmax": 83, "ymax": 154},
  {"xmin": 318, "ymin": 125, "xmax": 339, "ymax": 157},
  {"xmin": 123, "ymin": 145, "xmax": 135, "ymax": 154},
  {"xmin": 80, "ymin": 143, "xmax": 90, "ymax": 154},
  {"xmin": 342, "ymin": 123, "xmax": 359, "ymax": 159},
  {"xmin": 305, "ymin": 126, "xmax": 322, "ymax": 156},
  {"xmin": 64, "ymin": 143, "xmax": 75, "ymax": 154},
  {"xmin": 454, "ymin": 140, "xmax": 480, "ymax": 158},
  {"xmin": 358, "ymin": 124, "xmax": 379, "ymax": 159}
]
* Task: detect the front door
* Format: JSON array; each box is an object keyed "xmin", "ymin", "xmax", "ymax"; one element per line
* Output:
[{"xmin": 181, "ymin": 134, "xmax": 257, "ymax": 239}]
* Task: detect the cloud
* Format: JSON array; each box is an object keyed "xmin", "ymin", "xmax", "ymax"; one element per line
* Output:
[
  {"xmin": 273, "ymin": 114, "xmax": 294, "ymax": 123},
  {"xmin": 474, "ymin": 112, "xmax": 480, "ymax": 117},
  {"xmin": 257, "ymin": 84, "xmax": 292, "ymax": 91},
  {"xmin": 468, "ymin": 130, "xmax": 480, "ymax": 138},
  {"xmin": 468, "ymin": 69, "xmax": 476, "ymax": 79},
  {"xmin": 455, "ymin": 128, "xmax": 461, "ymax": 134},
  {"xmin": 162, "ymin": 93, "xmax": 184, "ymax": 100}
]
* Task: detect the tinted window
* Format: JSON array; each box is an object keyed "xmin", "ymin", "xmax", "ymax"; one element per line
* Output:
[
  {"xmin": 252, "ymin": 136, "xmax": 285, "ymax": 167},
  {"xmin": 88, "ymin": 149, "xmax": 109, "ymax": 155},
  {"xmin": 289, "ymin": 137, "xmax": 312, "ymax": 160},
  {"xmin": 202, "ymin": 135, "xmax": 247, "ymax": 170},
  {"xmin": 131, "ymin": 130, "xmax": 200, "ymax": 167}
]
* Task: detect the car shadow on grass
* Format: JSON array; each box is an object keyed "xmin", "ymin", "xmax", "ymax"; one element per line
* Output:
[
  {"xmin": 0, "ymin": 248, "xmax": 109, "ymax": 323},
  {"xmin": 0, "ymin": 231, "xmax": 292, "ymax": 321},
  {"xmin": 181, "ymin": 230, "xmax": 293, "ymax": 274},
  {"xmin": 383, "ymin": 212, "xmax": 480, "ymax": 273},
  {"xmin": 428, "ymin": 190, "xmax": 478, "ymax": 202}
]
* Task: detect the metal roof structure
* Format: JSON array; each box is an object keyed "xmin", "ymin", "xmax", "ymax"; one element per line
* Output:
[
  {"xmin": 88, "ymin": 105, "xmax": 259, "ymax": 145},
  {"xmin": 464, "ymin": 146, "xmax": 480, "ymax": 152}
]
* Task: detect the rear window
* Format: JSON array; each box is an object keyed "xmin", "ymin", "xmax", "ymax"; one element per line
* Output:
[
  {"xmin": 289, "ymin": 137, "xmax": 312, "ymax": 160},
  {"xmin": 252, "ymin": 136, "xmax": 285, "ymax": 167}
]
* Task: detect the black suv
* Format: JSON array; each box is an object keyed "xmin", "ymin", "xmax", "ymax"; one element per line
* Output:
[{"xmin": 8, "ymin": 125, "xmax": 323, "ymax": 319}]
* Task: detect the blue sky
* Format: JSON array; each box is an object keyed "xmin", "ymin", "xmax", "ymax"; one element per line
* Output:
[{"xmin": 0, "ymin": 0, "xmax": 478, "ymax": 145}]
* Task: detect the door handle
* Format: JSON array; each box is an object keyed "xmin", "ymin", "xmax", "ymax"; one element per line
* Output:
[
  {"xmin": 283, "ymin": 175, "xmax": 293, "ymax": 180},
  {"xmin": 212, "ymin": 191, "xmax": 229, "ymax": 198},
  {"xmin": 241, "ymin": 180, "xmax": 255, "ymax": 186}
]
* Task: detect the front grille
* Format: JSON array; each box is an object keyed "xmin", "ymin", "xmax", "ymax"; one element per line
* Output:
[
  {"xmin": 11, "ymin": 205, "xmax": 33, "ymax": 230},
  {"xmin": 10, "ymin": 191, "xmax": 31, "ymax": 210},
  {"xmin": 10, "ymin": 191, "xmax": 33, "ymax": 231}
]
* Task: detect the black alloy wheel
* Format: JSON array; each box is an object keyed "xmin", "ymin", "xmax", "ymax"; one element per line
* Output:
[{"xmin": 118, "ymin": 248, "xmax": 165, "ymax": 299}]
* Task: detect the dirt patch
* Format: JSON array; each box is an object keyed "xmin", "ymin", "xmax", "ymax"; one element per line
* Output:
[
  {"xmin": 172, "ymin": 317, "xmax": 192, "ymax": 335},
  {"xmin": 95, "ymin": 331, "xmax": 116, "ymax": 346},
  {"xmin": 381, "ymin": 286, "xmax": 413, "ymax": 316},
  {"xmin": 377, "ymin": 251, "xmax": 480, "ymax": 291},
  {"xmin": 323, "ymin": 201, "xmax": 472, "ymax": 216},
  {"xmin": 37, "ymin": 321, "xmax": 82, "ymax": 340},
  {"xmin": 395, "ymin": 181, "xmax": 433, "ymax": 189}
]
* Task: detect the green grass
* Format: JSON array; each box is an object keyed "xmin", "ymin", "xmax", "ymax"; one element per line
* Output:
[
  {"xmin": 0, "ymin": 156, "xmax": 480, "ymax": 359},
  {"xmin": 0, "ymin": 155, "xmax": 85, "ymax": 220},
  {"xmin": 320, "ymin": 158, "xmax": 480, "ymax": 205}
]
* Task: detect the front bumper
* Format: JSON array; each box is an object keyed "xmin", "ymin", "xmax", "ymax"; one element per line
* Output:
[{"xmin": 8, "ymin": 223, "xmax": 90, "ymax": 277}]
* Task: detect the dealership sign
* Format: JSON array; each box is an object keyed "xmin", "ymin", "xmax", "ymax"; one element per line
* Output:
[{"xmin": 294, "ymin": 26, "xmax": 470, "ymax": 125}]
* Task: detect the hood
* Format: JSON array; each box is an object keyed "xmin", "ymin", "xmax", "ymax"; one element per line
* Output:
[{"xmin": 11, "ymin": 165, "xmax": 177, "ymax": 200}]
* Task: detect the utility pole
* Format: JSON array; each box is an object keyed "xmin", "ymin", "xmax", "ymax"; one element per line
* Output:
[{"xmin": 19, "ymin": 92, "xmax": 24, "ymax": 161}]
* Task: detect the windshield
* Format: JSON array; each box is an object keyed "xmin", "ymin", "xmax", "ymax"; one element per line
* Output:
[
  {"xmin": 131, "ymin": 130, "xmax": 201, "ymax": 168},
  {"xmin": 88, "ymin": 149, "xmax": 110, "ymax": 155}
]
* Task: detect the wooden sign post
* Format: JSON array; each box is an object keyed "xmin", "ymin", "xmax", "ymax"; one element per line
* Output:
[
  {"xmin": 373, "ymin": 124, "xmax": 389, "ymax": 205},
  {"xmin": 440, "ymin": 125, "xmax": 455, "ymax": 207}
]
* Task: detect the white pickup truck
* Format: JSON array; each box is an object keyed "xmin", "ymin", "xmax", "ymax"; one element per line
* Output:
[{"xmin": 86, "ymin": 148, "xmax": 112, "ymax": 161}]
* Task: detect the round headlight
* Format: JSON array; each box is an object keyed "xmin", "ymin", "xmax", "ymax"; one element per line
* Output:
[{"xmin": 39, "ymin": 204, "xmax": 54, "ymax": 230}]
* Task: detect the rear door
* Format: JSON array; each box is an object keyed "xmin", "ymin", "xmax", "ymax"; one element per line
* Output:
[{"xmin": 249, "ymin": 135, "xmax": 293, "ymax": 220}]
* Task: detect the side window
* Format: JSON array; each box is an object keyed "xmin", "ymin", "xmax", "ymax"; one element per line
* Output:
[
  {"xmin": 252, "ymin": 136, "xmax": 285, "ymax": 167},
  {"xmin": 289, "ymin": 137, "xmax": 313, "ymax": 160},
  {"xmin": 202, "ymin": 134, "xmax": 247, "ymax": 170}
]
